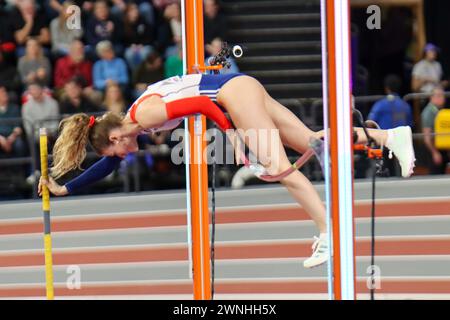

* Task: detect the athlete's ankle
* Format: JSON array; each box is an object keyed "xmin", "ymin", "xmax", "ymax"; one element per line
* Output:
[{"xmin": 384, "ymin": 129, "xmax": 393, "ymax": 147}]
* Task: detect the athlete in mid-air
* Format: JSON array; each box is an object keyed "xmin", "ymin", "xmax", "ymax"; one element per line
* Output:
[{"xmin": 39, "ymin": 73, "xmax": 416, "ymax": 268}]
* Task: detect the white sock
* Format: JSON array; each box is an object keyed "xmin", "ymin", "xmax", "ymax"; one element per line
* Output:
[
  {"xmin": 385, "ymin": 129, "xmax": 394, "ymax": 148},
  {"xmin": 319, "ymin": 232, "xmax": 328, "ymax": 240}
]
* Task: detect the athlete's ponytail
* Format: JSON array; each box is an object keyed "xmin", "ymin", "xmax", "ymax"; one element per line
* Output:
[{"xmin": 51, "ymin": 112, "xmax": 124, "ymax": 179}]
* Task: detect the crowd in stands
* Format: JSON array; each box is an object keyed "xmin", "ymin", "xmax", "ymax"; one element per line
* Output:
[
  {"xmin": 365, "ymin": 43, "xmax": 450, "ymax": 176},
  {"xmin": 0, "ymin": 0, "xmax": 232, "ymax": 179},
  {"xmin": 0, "ymin": 0, "xmax": 448, "ymax": 198}
]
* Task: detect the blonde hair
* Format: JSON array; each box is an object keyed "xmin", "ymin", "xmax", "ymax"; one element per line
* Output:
[
  {"xmin": 51, "ymin": 112, "xmax": 124, "ymax": 179},
  {"xmin": 96, "ymin": 40, "xmax": 113, "ymax": 56}
]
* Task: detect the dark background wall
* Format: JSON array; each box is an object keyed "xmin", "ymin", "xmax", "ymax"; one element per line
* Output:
[
  {"xmin": 424, "ymin": 0, "xmax": 450, "ymax": 79},
  {"xmin": 351, "ymin": 0, "xmax": 450, "ymax": 96}
]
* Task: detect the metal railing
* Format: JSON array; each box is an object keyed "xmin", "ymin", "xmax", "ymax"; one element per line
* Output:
[
  {"xmin": 0, "ymin": 117, "xmax": 36, "ymax": 197},
  {"xmin": 2, "ymin": 93, "xmax": 450, "ymax": 199}
]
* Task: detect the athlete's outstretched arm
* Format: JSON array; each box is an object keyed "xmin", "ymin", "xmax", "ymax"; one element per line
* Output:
[
  {"xmin": 65, "ymin": 156, "xmax": 122, "ymax": 193},
  {"xmin": 39, "ymin": 156, "xmax": 122, "ymax": 196}
]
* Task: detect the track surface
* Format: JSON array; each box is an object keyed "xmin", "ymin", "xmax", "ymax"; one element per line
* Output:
[{"xmin": 0, "ymin": 176, "xmax": 449, "ymax": 299}]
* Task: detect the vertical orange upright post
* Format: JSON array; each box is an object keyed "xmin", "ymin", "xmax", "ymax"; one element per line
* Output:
[
  {"xmin": 326, "ymin": 0, "xmax": 356, "ymax": 300},
  {"xmin": 326, "ymin": 0, "xmax": 342, "ymax": 300},
  {"xmin": 184, "ymin": 0, "xmax": 212, "ymax": 300}
]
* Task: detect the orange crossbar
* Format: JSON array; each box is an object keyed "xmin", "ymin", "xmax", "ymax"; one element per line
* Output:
[{"xmin": 185, "ymin": 0, "xmax": 212, "ymax": 300}]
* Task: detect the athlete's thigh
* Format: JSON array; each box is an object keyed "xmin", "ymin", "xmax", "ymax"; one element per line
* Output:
[
  {"xmin": 263, "ymin": 92, "xmax": 315, "ymax": 153},
  {"xmin": 217, "ymin": 76, "xmax": 291, "ymax": 171}
]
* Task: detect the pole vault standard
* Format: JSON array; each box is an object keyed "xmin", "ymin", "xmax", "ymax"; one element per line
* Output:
[
  {"xmin": 324, "ymin": 0, "xmax": 356, "ymax": 300},
  {"xmin": 320, "ymin": 0, "xmax": 333, "ymax": 300},
  {"xmin": 181, "ymin": 0, "xmax": 356, "ymax": 301},
  {"xmin": 182, "ymin": 0, "xmax": 212, "ymax": 300}
]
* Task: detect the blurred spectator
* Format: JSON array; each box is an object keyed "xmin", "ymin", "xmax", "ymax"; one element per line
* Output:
[
  {"xmin": 162, "ymin": 1, "xmax": 181, "ymax": 57},
  {"xmin": 111, "ymin": 0, "xmax": 155, "ymax": 26},
  {"xmin": 85, "ymin": 0, "xmax": 123, "ymax": 58},
  {"xmin": 123, "ymin": 130, "xmax": 173, "ymax": 187},
  {"xmin": 0, "ymin": 6, "xmax": 16, "ymax": 52},
  {"xmin": 43, "ymin": 0, "xmax": 94, "ymax": 20},
  {"xmin": 164, "ymin": 44, "xmax": 182, "ymax": 78},
  {"xmin": 164, "ymin": 2, "xmax": 181, "ymax": 43},
  {"xmin": 48, "ymin": 0, "xmax": 95, "ymax": 16},
  {"xmin": 368, "ymin": 75, "xmax": 413, "ymax": 129},
  {"xmin": 203, "ymin": 0, "xmax": 227, "ymax": 44},
  {"xmin": 0, "ymin": 85, "xmax": 26, "ymax": 157},
  {"xmin": 368, "ymin": 75, "xmax": 412, "ymax": 177},
  {"xmin": 151, "ymin": 1, "xmax": 174, "ymax": 56},
  {"xmin": 11, "ymin": 0, "xmax": 51, "ymax": 56},
  {"xmin": 0, "ymin": 50, "xmax": 21, "ymax": 98},
  {"xmin": 136, "ymin": 0, "xmax": 156, "ymax": 26},
  {"xmin": 47, "ymin": 0, "xmax": 67, "ymax": 18},
  {"xmin": 54, "ymin": 39, "xmax": 93, "ymax": 92},
  {"xmin": 102, "ymin": 82, "xmax": 126, "ymax": 115},
  {"xmin": 109, "ymin": 0, "xmax": 127, "ymax": 19},
  {"xmin": 123, "ymin": 2, "xmax": 155, "ymax": 71},
  {"xmin": 139, "ymin": 130, "xmax": 171, "ymax": 168},
  {"xmin": 18, "ymin": 38, "xmax": 52, "ymax": 87},
  {"xmin": 421, "ymin": 87, "xmax": 449, "ymax": 174},
  {"xmin": 50, "ymin": 1, "xmax": 83, "ymax": 57},
  {"xmin": 59, "ymin": 77, "xmax": 99, "ymax": 114},
  {"xmin": 144, "ymin": 131, "xmax": 172, "ymax": 160},
  {"xmin": 81, "ymin": 0, "xmax": 95, "ymax": 12},
  {"xmin": 93, "ymin": 40, "xmax": 129, "ymax": 92},
  {"xmin": 205, "ymin": 37, "xmax": 240, "ymax": 74},
  {"xmin": 152, "ymin": 0, "xmax": 176, "ymax": 11},
  {"xmin": 412, "ymin": 43, "xmax": 448, "ymax": 94},
  {"xmin": 132, "ymin": 50, "xmax": 164, "ymax": 99},
  {"xmin": 21, "ymin": 82, "xmax": 60, "ymax": 143}
]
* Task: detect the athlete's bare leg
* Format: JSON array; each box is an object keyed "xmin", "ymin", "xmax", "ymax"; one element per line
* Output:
[
  {"xmin": 218, "ymin": 76, "xmax": 327, "ymax": 234},
  {"xmin": 315, "ymin": 127, "xmax": 389, "ymax": 146}
]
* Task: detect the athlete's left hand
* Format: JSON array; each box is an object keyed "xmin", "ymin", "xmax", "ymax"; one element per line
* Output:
[{"xmin": 38, "ymin": 176, "xmax": 68, "ymax": 197}]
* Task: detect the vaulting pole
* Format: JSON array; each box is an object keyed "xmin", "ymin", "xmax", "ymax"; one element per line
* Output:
[{"xmin": 39, "ymin": 128, "xmax": 55, "ymax": 300}]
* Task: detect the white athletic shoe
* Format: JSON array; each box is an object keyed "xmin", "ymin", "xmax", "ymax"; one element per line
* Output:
[
  {"xmin": 230, "ymin": 165, "xmax": 261, "ymax": 188},
  {"xmin": 385, "ymin": 126, "xmax": 416, "ymax": 178},
  {"xmin": 303, "ymin": 235, "xmax": 329, "ymax": 269}
]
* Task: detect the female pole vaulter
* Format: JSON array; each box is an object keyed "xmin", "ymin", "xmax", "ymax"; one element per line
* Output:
[{"xmin": 38, "ymin": 73, "xmax": 416, "ymax": 268}]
